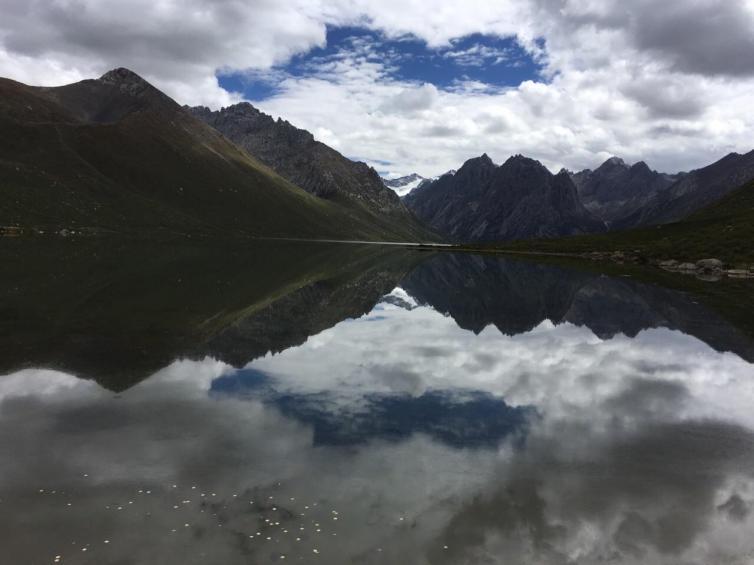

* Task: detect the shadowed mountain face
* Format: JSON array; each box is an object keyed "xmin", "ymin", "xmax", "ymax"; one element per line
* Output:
[
  {"xmin": 616, "ymin": 150, "xmax": 754, "ymax": 229},
  {"xmin": 400, "ymin": 253, "xmax": 754, "ymax": 362},
  {"xmin": 571, "ymin": 157, "xmax": 682, "ymax": 225},
  {"xmin": 189, "ymin": 104, "xmax": 433, "ymax": 240},
  {"xmin": 0, "ymin": 69, "xmax": 429, "ymax": 241},
  {"xmin": 404, "ymin": 154, "xmax": 606, "ymax": 242}
]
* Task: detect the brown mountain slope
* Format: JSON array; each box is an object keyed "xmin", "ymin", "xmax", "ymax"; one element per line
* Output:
[{"xmin": 0, "ymin": 68, "xmax": 432, "ymax": 241}]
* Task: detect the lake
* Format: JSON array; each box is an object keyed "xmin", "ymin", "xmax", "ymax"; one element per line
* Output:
[{"xmin": 1, "ymin": 240, "xmax": 754, "ymax": 565}]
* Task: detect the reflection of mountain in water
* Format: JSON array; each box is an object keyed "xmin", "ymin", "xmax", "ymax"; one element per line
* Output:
[
  {"xmin": 211, "ymin": 368, "xmax": 533, "ymax": 448},
  {"xmin": 401, "ymin": 254, "xmax": 754, "ymax": 362},
  {"xmin": 4, "ymin": 242, "xmax": 754, "ymax": 391},
  {"xmin": 0, "ymin": 240, "xmax": 422, "ymax": 390}
]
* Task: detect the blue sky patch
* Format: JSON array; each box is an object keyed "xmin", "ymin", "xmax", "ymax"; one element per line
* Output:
[{"xmin": 218, "ymin": 26, "xmax": 544, "ymax": 102}]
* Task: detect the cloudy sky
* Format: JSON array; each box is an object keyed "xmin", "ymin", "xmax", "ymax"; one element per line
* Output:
[{"xmin": 2, "ymin": 0, "xmax": 754, "ymax": 177}]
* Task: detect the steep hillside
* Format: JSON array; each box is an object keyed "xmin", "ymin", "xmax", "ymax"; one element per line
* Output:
[
  {"xmin": 404, "ymin": 154, "xmax": 605, "ymax": 242},
  {"xmin": 189, "ymin": 103, "xmax": 432, "ymax": 240},
  {"xmin": 615, "ymin": 150, "xmax": 754, "ymax": 229},
  {"xmin": 0, "ymin": 69, "xmax": 431, "ymax": 241}
]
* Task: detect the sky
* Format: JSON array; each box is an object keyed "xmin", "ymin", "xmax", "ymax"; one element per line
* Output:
[{"xmin": 2, "ymin": 0, "xmax": 754, "ymax": 177}]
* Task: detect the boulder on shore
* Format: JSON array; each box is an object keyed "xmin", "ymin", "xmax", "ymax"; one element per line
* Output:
[{"xmin": 696, "ymin": 258, "xmax": 724, "ymax": 272}]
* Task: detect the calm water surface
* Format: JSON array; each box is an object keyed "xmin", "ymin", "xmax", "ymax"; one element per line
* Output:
[{"xmin": 2, "ymin": 241, "xmax": 754, "ymax": 565}]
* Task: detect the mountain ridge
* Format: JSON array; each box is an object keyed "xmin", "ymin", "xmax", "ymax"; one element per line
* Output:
[
  {"xmin": 0, "ymin": 68, "xmax": 432, "ymax": 241},
  {"xmin": 404, "ymin": 153, "xmax": 606, "ymax": 242},
  {"xmin": 615, "ymin": 149, "xmax": 754, "ymax": 229},
  {"xmin": 570, "ymin": 156, "xmax": 683, "ymax": 225},
  {"xmin": 188, "ymin": 103, "xmax": 433, "ymax": 240}
]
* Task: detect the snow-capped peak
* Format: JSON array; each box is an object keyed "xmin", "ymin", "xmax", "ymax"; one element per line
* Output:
[{"xmin": 382, "ymin": 173, "xmax": 426, "ymax": 197}]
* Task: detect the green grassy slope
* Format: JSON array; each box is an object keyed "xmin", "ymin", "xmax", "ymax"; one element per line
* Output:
[
  {"xmin": 473, "ymin": 177, "xmax": 754, "ymax": 266},
  {"xmin": 0, "ymin": 75, "xmax": 432, "ymax": 241}
]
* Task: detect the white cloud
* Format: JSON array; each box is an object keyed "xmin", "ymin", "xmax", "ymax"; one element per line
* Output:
[
  {"xmin": 379, "ymin": 83, "xmax": 439, "ymax": 114},
  {"xmin": 1, "ymin": 0, "xmax": 753, "ymax": 174}
]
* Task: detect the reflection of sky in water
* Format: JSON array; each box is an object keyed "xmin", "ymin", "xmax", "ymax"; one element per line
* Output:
[{"xmin": 1, "ymin": 290, "xmax": 754, "ymax": 565}]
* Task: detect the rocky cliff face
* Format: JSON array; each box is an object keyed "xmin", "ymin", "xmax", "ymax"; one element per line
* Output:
[
  {"xmin": 189, "ymin": 104, "xmax": 425, "ymax": 230},
  {"xmin": 616, "ymin": 150, "xmax": 754, "ymax": 229},
  {"xmin": 570, "ymin": 157, "xmax": 681, "ymax": 225},
  {"xmin": 404, "ymin": 154, "xmax": 606, "ymax": 242}
]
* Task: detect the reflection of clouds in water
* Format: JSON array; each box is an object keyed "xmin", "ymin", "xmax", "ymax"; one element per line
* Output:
[
  {"xmin": 0, "ymin": 366, "xmax": 496, "ymax": 564},
  {"xmin": 211, "ymin": 369, "xmax": 533, "ymax": 448},
  {"xmin": 434, "ymin": 417, "xmax": 754, "ymax": 565},
  {"xmin": 248, "ymin": 296, "xmax": 754, "ymax": 430},
  {"xmin": 2, "ymin": 295, "xmax": 754, "ymax": 564}
]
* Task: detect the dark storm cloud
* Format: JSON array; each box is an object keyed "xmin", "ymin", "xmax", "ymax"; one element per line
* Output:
[
  {"xmin": 541, "ymin": 0, "xmax": 754, "ymax": 78},
  {"xmin": 630, "ymin": 0, "xmax": 754, "ymax": 77}
]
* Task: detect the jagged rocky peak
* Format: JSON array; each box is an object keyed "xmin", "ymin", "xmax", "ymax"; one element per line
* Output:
[
  {"xmin": 97, "ymin": 67, "xmax": 160, "ymax": 100},
  {"xmin": 478, "ymin": 153, "xmax": 495, "ymax": 165},
  {"xmin": 571, "ymin": 155, "xmax": 679, "ymax": 226},
  {"xmin": 99, "ymin": 67, "xmax": 148, "ymax": 85},
  {"xmin": 591, "ymin": 156, "xmax": 631, "ymax": 176},
  {"xmin": 403, "ymin": 151, "xmax": 605, "ymax": 242},
  {"xmin": 36, "ymin": 66, "xmax": 178, "ymax": 124},
  {"xmin": 630, "ymin": 160, "xmax": 652, "ymax": 173},
  {"xmin": 499, "ymin": 154, "xmax": 556, "ymax": 182},
  {"xmin": 459, "ymin": 153, "xmax": 496, "ymax": 171},
  {"xmin": 603, "ymin": 156, "xmax": 628, "ymax": 167},
  {"xmin": 503, "ymin": 154, "xmax": 546, "ymax": 168}
]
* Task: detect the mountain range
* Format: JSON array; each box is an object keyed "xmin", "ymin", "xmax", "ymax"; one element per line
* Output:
[
  {"xmin": 403, "ymin": 154, "xmax": 606, "ymax": 241},
  {"xmin": 0, "ymin": 68, "xmax": 431, "ymax": 241},
  {"xmin": 402, "ymin": 150, "xmax": 754, "ymax": 246},
  {"xmin": 613, "ymin": 150, "xmax": 754, "ymax": 230},
  {"xmin": 570, "ymin": 157, "xmax": 684, "ymax": 226},
  {"xmin": 3, "ymin": 67, "xmax": 754, "ymax": 254}
]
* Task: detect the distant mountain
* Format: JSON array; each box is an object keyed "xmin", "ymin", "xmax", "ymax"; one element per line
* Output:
[
  {"xmin": 615, "ymin": 150, "xmax": 754, "ymax": 229},
  {"xmin": 403, "ymin": 154, "xmax": 606, "ymax": 242},
  {"xmin": 0, "ymin": 68, "xmax": 431, "ymax": 241},
  {"xmin": 570, "ymin": 157, "xmax": 682, "ymax": 225},
  {"xmin": 402, "ymin": 170, "xmax": 455, "ymax": 201},
  {"xmin": 483, "ymin": 176, "xmax": 754, "ymax": 265},
  {"xmin": 382, "ymin": 173, "xmax": 425, "ymax": 197},
  {"xmin": 189, "ymin": 103, "xmax": 432, "ymax": 240}
]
